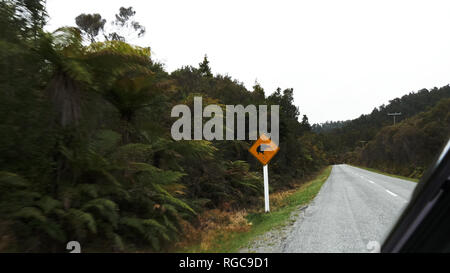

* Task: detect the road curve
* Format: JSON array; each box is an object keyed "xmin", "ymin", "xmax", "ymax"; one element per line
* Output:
[{"xmin": 283, "ymin": 164, "xmax": 417, "ymax": 253}]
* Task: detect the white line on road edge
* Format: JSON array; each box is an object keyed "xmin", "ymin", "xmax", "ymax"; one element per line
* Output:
[
  {"xmin": 347, "ymin": 165, "xmax": 409, "ymax": 202},
  {"xmin": 385, "ymin": 189, "xmax": 398, "ymax": 197}
]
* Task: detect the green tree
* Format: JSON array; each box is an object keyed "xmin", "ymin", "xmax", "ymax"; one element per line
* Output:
[
  {"xmin": 199, "ymin": 54, "xmax": 213, "ymax": 78},
  {"xmin": 301, "ymin": 115, "xmax": 311, "ymax": 131},
  {"xmin": 108, "ymin": 6, "xmax": 146, "ymax": 42},
  {"xmin": 75, "ymin": 13, "xmax": 106, "ymax": 43},
  {"xmin": 39, "ymin": 27, "xmax": 92, "ymax": 127}
]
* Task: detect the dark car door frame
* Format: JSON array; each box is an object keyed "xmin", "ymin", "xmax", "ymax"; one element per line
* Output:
[{"xmin": 382, "ymin": 139, "xmax": 450, "ymax": 252}]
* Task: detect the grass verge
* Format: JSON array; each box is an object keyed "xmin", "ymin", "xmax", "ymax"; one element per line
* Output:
[
  {"xmin": 349, "ymin": 164, "xmax": 419, "ymax": 183},
  {"xmin": 177, "ymin": 165, "xmax": 332, "ymax": 253}
]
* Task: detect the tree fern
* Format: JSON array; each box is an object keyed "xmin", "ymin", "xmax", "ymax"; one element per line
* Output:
[
  {"xmin": 66, "ymin": 208, "xmax": 97, "ymax": 236},
  {"xmin": 0, "ymin": 171, "xmax": 29, "ymax": 188},
  {"xmin": 13, "ymin": 207, "xmax": 47, "ymax": 223},
  {"xmin": 36, "ymin": 196, "xmax": 62, "ymax": 214},
  {"xmin": 81, "ymin": 198, "xmax": 119, "ymax": 228},
  {"xmin": 119, "ymin": 217, "xmax": 145, "ymax": 234},
  {"xmin": 111, "ymin": 143, "xmax": 153, "ymax": 164}
]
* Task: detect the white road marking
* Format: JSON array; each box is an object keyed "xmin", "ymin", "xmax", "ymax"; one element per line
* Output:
[
  {"xmin": 385, "ymin": 189, "xmax": 398, "ymax": 197},
  {"xmin": 346, "ymin": 165, "xmax": 411, "ymax": 204}
]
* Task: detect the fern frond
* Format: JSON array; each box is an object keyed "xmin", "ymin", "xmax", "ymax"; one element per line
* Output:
[
  {"xmin": 142, "ymin": 219, "xmax": 167, "ymax": 232},
  {"xmin": 81, "ymin": 198, "xmax": 119, "ymax": 227},
  {"xmin": 110, "ymin": 232, "xmax": 124, "ymax": 252},
  {"xmin": 66, "ymin": 208, "xmax": 97, "ymax": 234},
  {"xmin": 152, "ymin": 184, "xmax": 195, "ymax": 215},
  {"xmin": 40, "ymin": 220, "xmax": 67, "ymax": 243},
  {"xmin": 75, "ymin": 184, "xmax": 99, "ymax": 199},
  {"xmin": 111, "ymin": 143, "xmax": 153, "ymax": 164},
  {"xmin": 129, "ymin": 162, "xmax": 185, "ymax": 185},
  {"xmin": 13, "ymin": 207, "xmax": 46, "ymax": 223},
  {"xmin": 36, "ymin": 196, "xmax": 62, "ymax": 214},
  {"xmin": 119, "ymin": 217, "xmax": 145, "ymax": 234},
  {"xmin": 0, "ymin": 171, "xmax": 29, "ymax": 188},
  {"xmin": 89, "ymin": 129, "xmax": 121, "ymax": 154}
]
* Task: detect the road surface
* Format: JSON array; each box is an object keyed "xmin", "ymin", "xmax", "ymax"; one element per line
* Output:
[{"xmin": 283, "ymin": 164, "xmax": 417, "ymax": 253}]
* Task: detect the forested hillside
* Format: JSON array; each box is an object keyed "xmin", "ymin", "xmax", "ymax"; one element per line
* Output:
[
  {"xmin": 354, "ymin": 98, "xmax": 450, "ymax": 178},
  {"xmin": 315, "ymin": 87, "xmax": 450, "ymax": 178},
  {"xmin": 314, "ymin": 85, "xmax": 450, "ymax": 154},
  {"xmin": 315, "ymin": 86, "xmax": 450, "ymax": 164},
  {"xmin": 0, "ymin": 1, "xmax": 326, "ymax": 252}
]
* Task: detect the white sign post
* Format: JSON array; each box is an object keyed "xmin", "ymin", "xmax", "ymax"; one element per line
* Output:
[
  {"xmin": 263, "ymin": 164, "xmax": 270, "ymax": 212},
  {"xmin": 249, "ymin": 134, "xmax": 278, "ymax": 214}
]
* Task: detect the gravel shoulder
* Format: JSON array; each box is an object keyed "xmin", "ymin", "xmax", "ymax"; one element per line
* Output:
[{"xmin": 239, "ymin": 205, "xmax": 308, "ymax": 253}]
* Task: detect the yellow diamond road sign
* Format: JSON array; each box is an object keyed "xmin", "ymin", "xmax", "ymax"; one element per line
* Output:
[{"xmin": 249, "ymin": 134, "xmax": 280, "ymax": 165}]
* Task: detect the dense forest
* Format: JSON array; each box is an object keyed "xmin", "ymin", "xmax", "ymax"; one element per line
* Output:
[
  {"xmin": 0, "ymin": 1, "xmax": 326, "ymax": 252},
  {"xmin": 314, "ymin": 86, "xmax": 450, "ymax": 178},
  {"xmin": 354, "ymin": 98, "xmax": 450, "ymax": 177}
]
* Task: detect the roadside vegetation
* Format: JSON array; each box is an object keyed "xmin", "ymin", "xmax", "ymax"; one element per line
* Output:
[
  {"xmin": 176, "ymin": 166, "xmax": 332, "ymax": 253},
  {"xmin": 315, "ymin": 89, "xmax": 450, "ymax": 179},
  {"xmin": 0, "ymin": 1, "xmax": 327, "ymax": 252},
  {"xmin": 349, "ymin": 165, "xmax": 419, "ymax": 183}
]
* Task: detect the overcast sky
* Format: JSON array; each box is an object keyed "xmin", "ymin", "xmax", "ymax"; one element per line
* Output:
[{"xmin": 45, "ymin": 0, "xmax": 450, "ymax": 124}]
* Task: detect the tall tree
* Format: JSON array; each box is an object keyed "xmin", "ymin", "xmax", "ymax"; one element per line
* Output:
[
  {"xmin": 75, "ymin": 13, "xmax": 106, "ymax": 43},
  {"xmin": 108, "ymin": 6, "xmax": 146, "ymax": 42},
  {"xmin": 199, "ymin": 54, "xmax": 212, "ymax": 78},
  {"xmin": 40, "ymin": 27, "xmax": 92, "ymax": 127},
  {"xmin": 301, "ymin": 115, "xmax": 311, "ymax": 131},
  {"xmin": 252, "ymin": 80, "xmax": 265, "ymax": 101}
]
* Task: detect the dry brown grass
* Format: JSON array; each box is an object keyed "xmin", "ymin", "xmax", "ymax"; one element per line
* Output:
[
  {"xmin": 172, "ymin": 169, "xmax": 328, "ymax": 252},
  {"xmin": 175, "ymin": 208, "xmax": 253, "ymax": 251},
  {"xmin": 174, "ymin": 183, "xmax": 309, "ymax": 252},
  {"xmin": 269, "ymin": 188, "xmax": 297, "ymax": 208}
]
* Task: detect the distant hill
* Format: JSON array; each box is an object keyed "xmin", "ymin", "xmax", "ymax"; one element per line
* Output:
[
  {"xmin": 354, "ymin": 98, "xmax": 450, "ymax": 178},
  {"xmin": 315, "ymin": 85, "xmax": 450, "ymax": 154}
]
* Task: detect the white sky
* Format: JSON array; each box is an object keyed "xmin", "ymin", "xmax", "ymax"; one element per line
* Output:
[{"xmin": 45, "ymin": 0, "xmax": 450, "ymax": 124}]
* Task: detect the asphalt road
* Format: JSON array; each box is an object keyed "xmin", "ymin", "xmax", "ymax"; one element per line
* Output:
[{"xmin": 283, "ymin": 164, "xmax": 417, "ymax": 253}]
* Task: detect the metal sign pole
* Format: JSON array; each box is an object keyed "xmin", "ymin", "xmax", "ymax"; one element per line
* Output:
[{"xmin": 263, "ymin": 164, "xmax": 270, "ymax": 212}]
